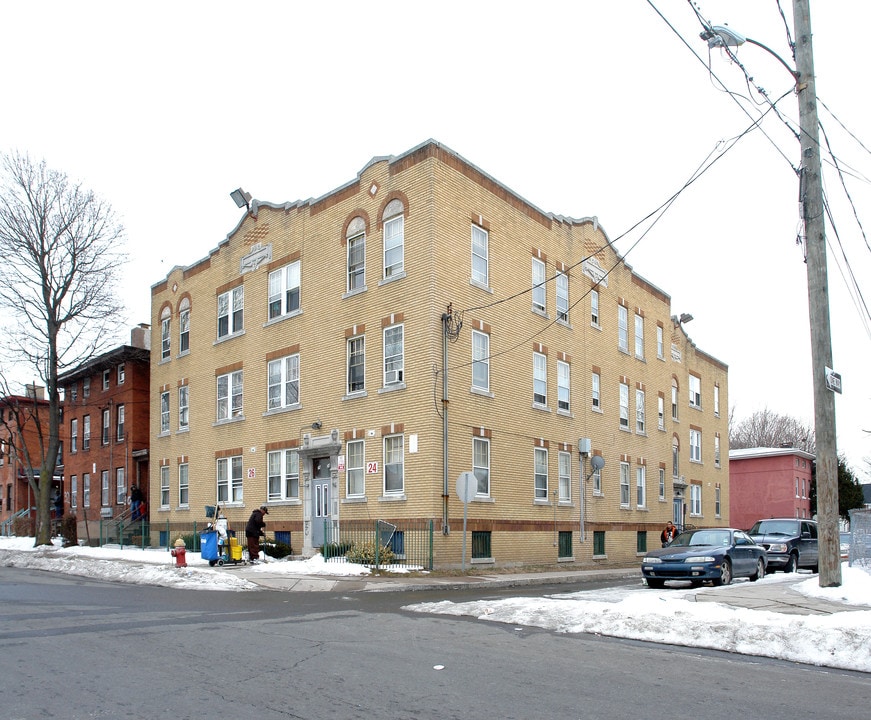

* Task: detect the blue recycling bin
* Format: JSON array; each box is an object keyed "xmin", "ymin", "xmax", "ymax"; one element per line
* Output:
[{"xmin": 200, "ymin": 530, "xmax": 219, "ymax": 562}]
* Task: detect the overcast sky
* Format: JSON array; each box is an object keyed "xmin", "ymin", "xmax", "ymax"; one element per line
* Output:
[{"xmin": 2, "ymin": 1, "xmax": 869, "ymax": 476}]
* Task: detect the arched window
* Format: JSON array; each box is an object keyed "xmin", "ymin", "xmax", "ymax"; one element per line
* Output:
[
  {"xmin": 178, "ymin": 297, "xmax": 191, "ymax": 354},
  {"xmin": 346, "ymin": 216, "xmax": 366, "ymax": 292},
  {"xmin": 160, "ymin": 306, "xmax": 171, "ymax": 360},
  {"xmin": 382, "ymin": 199, "xmax": 404, "ymax": 279}
]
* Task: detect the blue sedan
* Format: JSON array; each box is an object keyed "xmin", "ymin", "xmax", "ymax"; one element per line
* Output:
[{"xmin": 642, "ymin": 528, "xmax": 767, "ymax": 588}]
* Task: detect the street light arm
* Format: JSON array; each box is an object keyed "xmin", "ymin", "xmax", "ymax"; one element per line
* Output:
[
  {"xmin": 702, "ymin": 25, "xmax": 799, "ymax": 83},
  {"xmin": 743, "ymin": 37, "xmax": 799, "ymax": 83}
]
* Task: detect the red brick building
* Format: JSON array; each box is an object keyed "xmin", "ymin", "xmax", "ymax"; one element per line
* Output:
[
  {"xmin": 729, "ymin": 447, "xmax": 815, "ymax": 530},
  {"xmin": 58, "ymin": 326, "xmax": 151, "ymax": 541},
  {"xmin": 0, "ymin": 387, "xmax": 57, "ymax": 535}
]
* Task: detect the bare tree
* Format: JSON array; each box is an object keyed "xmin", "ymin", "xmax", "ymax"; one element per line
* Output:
[
  {"xmin": 730, "ymin": 407, "xmax": 816, "ymax": 454},
  {"xmin": 0, "ymin": 151, "xmax": 127, "ymax": 546}
]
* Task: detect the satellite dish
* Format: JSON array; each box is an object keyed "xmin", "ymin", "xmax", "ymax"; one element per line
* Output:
[{"xmin": 590, "ymin": 455, "xmax": 605, "ymax": 471}]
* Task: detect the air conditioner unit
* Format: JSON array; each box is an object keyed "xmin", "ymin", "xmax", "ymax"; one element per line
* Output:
[{"xmin": 385, "ymin": 369, "xmax": 402, "ymax": 384}]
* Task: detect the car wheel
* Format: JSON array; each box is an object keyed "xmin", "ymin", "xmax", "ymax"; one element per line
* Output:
[
  {"xmin": 713, "ymin": 559, "xmax": 732, "ymax": 586},
  {"xmin": 785, "ymin": 553, "xmax": 798, "ymax": 573},
  {"xmin": 646, "ymin": 578, "xmax": 665, "ymax": 589},
  {"xmin": 749, "ymin": 558, "xmax": 765, "ymax": 582}
]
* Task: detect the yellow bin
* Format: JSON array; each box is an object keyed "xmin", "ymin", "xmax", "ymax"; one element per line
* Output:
[{"xmin": 230, "ymin": 544, "xmax": 243, "ymax": 561}]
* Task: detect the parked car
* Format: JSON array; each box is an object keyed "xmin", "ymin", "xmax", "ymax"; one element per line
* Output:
[
  {"xmin": 748, "ymin": 518, "xmax": 819, "ymax": 573},
  {"xmin": 840, "ymin": 531, "xmax": 851, "ymax": 560},
  {"xmin": 641, "ymin": 528, "xmax": 767, "ymax": 588}
]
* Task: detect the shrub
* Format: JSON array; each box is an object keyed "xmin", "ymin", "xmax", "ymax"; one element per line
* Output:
[
  {"xmin": 263, "ymin": 541, "xmax": 293, "ymax": 559},
  {"xmin": 323, "ymin": 540, "xmax": 353, "ymax": 558},
  {"xmin": 345, "ymin": 540, "xmax": 395, "ymax": 566}
]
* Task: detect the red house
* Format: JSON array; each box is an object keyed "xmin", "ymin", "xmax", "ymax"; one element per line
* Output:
[
  {"xmin": 729, "ymin": 447, "xmax": 815, "ymax": 530},
  {"xmin": 58, "ymin": 325, "xmax": 151, "ymax": 543}
]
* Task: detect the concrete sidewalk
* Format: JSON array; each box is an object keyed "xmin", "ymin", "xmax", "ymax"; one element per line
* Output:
[{"xmin": 222, "ymin": 563, "xmax": 861, "ymax": 616}]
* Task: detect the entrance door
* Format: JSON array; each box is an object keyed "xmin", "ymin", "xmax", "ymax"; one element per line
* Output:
[
  {"xmin": 310, "ymin": 457, "xmax": 331, "ymax": 548},
  {"xmin": 673, "ymin": 497, "xmax": 684, "ymax": 530}
]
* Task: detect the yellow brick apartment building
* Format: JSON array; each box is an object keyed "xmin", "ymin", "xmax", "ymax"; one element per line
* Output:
[{"xmin": 149, "ymin": 139, "xmax": 728, "ymax": 568}]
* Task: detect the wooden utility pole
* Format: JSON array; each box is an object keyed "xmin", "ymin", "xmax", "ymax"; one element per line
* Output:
[{"xmin": 793, "ymin": 0, "xmax": 840, "ymax": 586}]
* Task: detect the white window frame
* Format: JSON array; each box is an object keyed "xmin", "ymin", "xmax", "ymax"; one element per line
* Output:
[
  {"xmin": 713, "ymin": 384, "xmax": 720, "ymax": 417},
  {"xmin": 690, "ymin": 428, "xmax": 702, "ymax": 463},
  {"xmin": 533, "ymin": 352, "xmax": 547, "ymax": 406},
  {"xmin": 102, "ymin": 369, "xmax": 110, "ymax": 390},
  {"xmin": 217, "ymin": 286, "xmax": 244, "ymax": 338},
  {"xmin": 657, "ymin": 325, "xmax": 664, "ymax": 359},
  {"xmin": 383, "ymin": 434, "xmax": 404, "ymax": 495},
  {"xmin": 101, "ymin": 408, "xmax": 110, "ymax": 445},
  {"xmin": 70, "ymin": 475, "xmax": 77, "ymax": 509},
  {"xmin": 179, "ymin": 300, "xmax": 190, "ymax": 354},
  {"xmin": 472, "ymin": 330, "xmax": 489, "ymax": 391},
  {"xmin": 592, "ymin": 371, "xmax": 600, "ymax": 410},
  {"xmin": 635, "ymin": 389, "xmax": 645, "ymax": 434},
  {"xmin": 636, "ymin": 465, "xmax": 646, "ymax": 508},
  {"xmin": 160, "ymin": 466, "xmax": 170, "ymax": 508},
  {"xmin": 619, "ymin": 382, "xmax": 629, "ymax": 429},
  {"xmin": 178, "ymin": 386, "xmax": 189, "ymax": 430},
  {"xmin": 217, "ymin": 370, "xmax": 243, "ymax": 421},
  {"xmin": 268, "ymin": 449, "xmax": 299, "ymax": 501},
  {"xmin": 715, "ymin": 486, "xmax": 721, "ymax": 517},
  {"xmin": 532, "ymin": 257, "xmax": 546, "ymax": 313},
  {"xmin": 179, "ymin": 462, "xmax": 189, "ymax": 507},
  {"xmin": 591, "ymin": 289, "xmax": 599, "ymax": 326},
  {"xmin": 83, "ymin": 414, "xmax": 91, "ymax": 450},
  {"xmin": 268, "ymin": 354, "xmax": 300, "ymax": 410},
  {"xmin": 217, "ymin": 455, "xmax": 243, "ymax": 504},
  {"xmin": 268, "ymin": 260, "xmax": 301, "ymax": 320},
  {"xmin": 658, "ymin": 395, "xmax": 665, "ymax": 430},
  {"xmin": 473, "ymin": 437, "xmax": 490, "ymax": 497},
  {"xmin": 620, "ymin": 461, "xmax": 630, "ymax": 507},
  {"xmin": 557, "ymin": 360, "xmax": 570, "ymax": 413},
  {"xmin": 689, "ymin": 374, "xmax": 702, "ymax": 409},
  {"xmin": 346, "ymin": 439, "xmax": 365, "ymax": 497},
  {"xmin": 558, "ymin": 450, "xmax": 571, "ymax": 502},
  {"xmin": 161, "ymin": 309, "xmax": 171, "ymax": 361},
  {"xmin": 115, "ymin": 467, "xmax": 125, "ymax": 505},
  {"xmin": 714, "ymin": 435, "xmax": 721, "ymax": 467},
  {"xmin": 383, "ymin": 324, "xmax": 404, "ymax": 386},
  {"xmin": 618, "ymin": 305, "xmax": 628, "ymax": 352},
  {"xmin": 634, "ymin": 313, "xmax": 644, "ymax": 359},
  {"xmin": 383, "ymin": 206, "xmax": 404, "ymax": 279},
  {"xmin": 659, "ymin": 468, "xmax": 665, "ymax": 500},
  {"xmin": 83, "ymin": 377, "xmax": 90, "ymax": 397},
  {"xmin": 70, "ymin": 418, "xmax": 78, "ymax": 453},
  {"xmin": 116, "ymin": 404, "xmax": 125, "ymax": 441},
  {"xmin": 347, "ymin": 335, "xmax": 365, "ymax": 394},
  {"xmin": 534, "ymin": 447, "xmax": 548, "ymax": 499},
  {"xmin": 671, "ymin": 382, "xmax": 679, "ymax": 421},
  {"xmin": 160, "ymin": 391, "xmax": 170, "ymax": 434},
  {"xmin": 471, "ymin": 224, "xmax": 489, "ymax": 286},
  {"xmin": 556, "ymin": 272, "xmax": 568, "ymax": 323},
  {"xmin": 347, "ymin": 228, "xmax": 366, "ymax": 292},
  {"xmin": 592, "ymin": 462, "xmax": 602, "ymax": 494},
  {"xmin": 117, "ymin": 363, "xmax": 126, "ymax": 385},
  {"xmin": 83, "ymin": 473, "xmax": 90, "ymax": 508},
  {"xmin": 690, "ymin": 484, "xmax": 702, "ymax": 516},
  {"xmin": 101, "ymin": 470, "xmax": 109, "ymax": 506}
]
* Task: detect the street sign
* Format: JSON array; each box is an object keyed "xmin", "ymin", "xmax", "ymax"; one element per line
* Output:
[
  {"xmin": 456, "ymin": 472, "xmax": 476, "ymax": 504},
  {"xmin": 825, "ymin": 367, "xmax": 842, "ymax": 394}
]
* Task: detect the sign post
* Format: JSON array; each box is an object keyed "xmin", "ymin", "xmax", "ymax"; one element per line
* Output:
[{"xmin": 456, "ymin": 472, "xmax": 476, "ymax": 570}]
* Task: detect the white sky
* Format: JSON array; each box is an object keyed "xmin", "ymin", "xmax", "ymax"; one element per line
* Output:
[
  {"xmin": 2, "ymin": 536, "xmax": 871, "ymax": 672},
  {"xmin": 2, "ymin": 1, "xmax": 869, "ymax": 477}
]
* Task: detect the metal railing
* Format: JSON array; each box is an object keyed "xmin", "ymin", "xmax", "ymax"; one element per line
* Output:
[{"xmin": 322, "ymin": 518, "xmax": 434, "ymax": 571}]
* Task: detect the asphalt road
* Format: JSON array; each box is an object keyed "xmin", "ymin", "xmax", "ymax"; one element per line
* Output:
[{"xmin": 1, "ymin": 566, "xmax": 870, "ymax": 720}]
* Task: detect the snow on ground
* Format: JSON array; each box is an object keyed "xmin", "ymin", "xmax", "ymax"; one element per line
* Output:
[{"xmin": 2, "ymin": 536, "xmax": 871, "ymax": 672}]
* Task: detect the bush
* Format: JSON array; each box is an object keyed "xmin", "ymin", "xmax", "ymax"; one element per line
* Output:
[
  {"xmin": 345, "ymin": 540, "xmax": 395, "ymax": 566},
  {"xmin": 323, "ymin": 540, "xmax": 353, "ymax": 558},
  {"xmin": 263, "ymin": 541, "xmax": 293, "ymax": 559}
]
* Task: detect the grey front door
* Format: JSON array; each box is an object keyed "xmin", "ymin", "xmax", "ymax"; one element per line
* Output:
[{"xmin": 310, "ymin": 457, "xmax": 330, "ymax": 547}]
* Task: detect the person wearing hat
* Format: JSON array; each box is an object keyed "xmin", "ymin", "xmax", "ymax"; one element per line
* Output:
[{"xmin": 245, "ymin": 504, "xmax": 268, "ymax": 563}]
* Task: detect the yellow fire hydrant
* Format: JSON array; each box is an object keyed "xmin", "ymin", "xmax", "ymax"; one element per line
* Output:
[{"xmin": 170, "ymin": 538, "xmax": 188, "ymax": 568}]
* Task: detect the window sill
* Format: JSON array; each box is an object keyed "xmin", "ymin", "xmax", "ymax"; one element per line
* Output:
[
  {"xmin": 532, "ymin": 402, "xmax": 550, "ymax": 413},
  {"xmin": 176, "ymin": 350, "xmax": 190, "ymax": 360},
  {"xmin": 470, "ymin": 387, "xmax": 494, "ymax": 398},
  {"xmin": 592, "ymin": 406, "xmax": 603, "ymax": 414},
  {"xmin": 264, "ymin": 403, "xmax": 301, "ymax": 417},
  {"xmin": 379, "ymin": 271, "xmax": 406, "ymax": 286},
  {"xmin": 344, "ymin": 284, "xmax": 369, "ymax": 300},
  {"xmin": 343, "ymin": 391, "xmax": 368, "ymax": 401},
  {"xmin": 378, "ymin": 494, "xmax": 407, "ymax": 502},
  {"xmin": 558, "ymin": 556, "xmax": 576, "ymax": 563},
  {"xmin": 533, "ymin": 499, "xmax": 550, "ymax": 506},
  {"xmin": 532, "ymin": 307, "xmax": 549, "ymax": 319},
  {"xmin": 213, "ymin": 416, "xmax": 245, "ymax": 427},
  {"xmin": 264, "ymin": 309, "xmax": 303, "ymax": 328},
  {"xmin": 619, "ymin": 425, "xmax": 631, "ymax": 432},
  {"xmin": 556, "ymin": 318, "xmax": 571, "ymax": 329},
  {"xmin": 469, "ymin": 278, "xmax": 492, "ymax": 293},
  {"xmin": 470, "ymin": 557, "xmax": 495, "ymax": 565},
  {"xmin": 342, "ymin": 496, "xmax": 367, "ymax": 504},
  {"xmin": 157, "ymin": 432, "xmax": 170, "ymax": 439},
  {"xmin": 214, "ymin": 330, "xmax": 246, "ymax": 345},
  {"xmin": 557, "ymin": 409, "xmax": 574, "ymax": 418},
  {"xmin": 472, "ymin": 496, "xmax": 495, "ymax": 504},
  {"xmin": 378, "ymin": 383, "xmax": 406, "ymax": 394}
]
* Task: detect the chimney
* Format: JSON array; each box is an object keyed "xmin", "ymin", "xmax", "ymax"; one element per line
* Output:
[{"xmin": 131, "ymin": 324, "xmax": 151, "ymax": 350}]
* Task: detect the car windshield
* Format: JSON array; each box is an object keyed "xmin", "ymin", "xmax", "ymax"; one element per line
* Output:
[
  {"xmin": 670, "ymin": 530, "xmax": 731, "ymax": 547},
  {"xmin": 750, "ymin": 520, "xmax": 799, "ymax": 536}
]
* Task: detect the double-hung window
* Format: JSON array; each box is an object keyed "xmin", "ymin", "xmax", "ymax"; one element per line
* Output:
[
  {"xmin": 534, "ymin": 447, "xmax": 548, "ymax": 500},
  {"xmin": 384, "ymin": 434, "xmax": 404, "ymax": 494},
  {"xmin": 690, "ymin": 428, "xmax": 702, "ymax": 462},
  {"xmin": 347, "ymin": 221, "xmax": 366, "ymax": 292},
  {"xmin": 83, "ymin": 415, "xmax": 91, "ymax": 450},
  {"xmin": 160, "ymin": 466, "xmax": 169, "ymax": 508},
  {"xmin": 217, "ymin": 455, "xmax": 243, "ymax": 504},
  {"xmin": 217, "ymin": 286, "xmax": 244, "ymax": 338},
  {"xmin": 383, "ymin": 200, "xmax": 404, "ymax": 279},
  {"xmin": 383, "ymin": 324, "xmax": 404, "ymax": 386},
  {"xmin": 179, "ymin": 299, "xmax": 190, "ymax": 353},
  {"xmin": 620, "ymin": 462, "xmax": 630, "ymax": 506},
  {"xmin": 618, "ymin": 305, "xmax": 628, "ymax": 352},
  {"xmin": 116, "ymin": 404, "xmax": 125, "ymax": 441},
  {"xmin": 346, "ymin": 440, "xmax": 365, "ymax": 496},
  {"xmin": 635, "ymin": 388, "xmax": 645, "ymax": 433},
  {"xmin": 658, "ymin": 395, "xmax": 665, "ymax": 430},
  {"xmin": 101, "ymin": 470, "xmax": 109, "ymax": 506},
  {"xmin": 634, "ymin": 313, "xmax": 644, "ymax": 359},
  {"xmin": 268, "ymin": 354, "xmax": 300, "ymax": 410},
  {"xmin": 659, "ymin": 468, "xmax": 666, "ymax": 500},
  {"xmin": 160, "ymin": 391, "xmax": 170, "ymax": 433},
  {"xmin": 592, "ymin": 371, "xmax": 600, "ymax": 410},
  {"xmin": 117, "ymin": 363, "xmax": 125, "ymax": 385},
  {"xmin": 472, "ymin": 330, "xmax": 489, "ymax": 391},
  {"xmin": 178, "ymin": 386, "xmax": 189, "ymax": 429},
  {"xmin": 217, "ymin": 370, "xmax": 243, "ymax": 420},
  {"xmin": 268, "ymin": 261, "xmax": 300, "ymax": 319},
  {"xmin": 591, "ymin": 289, "xmax": 599, "ymax": 326},
  {"xmin": 689, "ymin": 374, "xmax": 701, "ymax": 409},
  {"xmin": 657, "ymin": 324, "xmax": 664, "ymax": 359},
  {"xmin": 347, "ymin": 336, "xmax": 365, "ymax": 394},
  {"xmin": 636, "ymin": 466, "xmax": 646, "ymax": 508},
  {"xmin": 179, "ymin": 463, "xmax": 189, "ymax": 506},
  {"xmin": 471, "ymin": 224, "xmax": 488, "ymax": 286},
  {"xmin": 70, "ymin": 419, "xmax": 78, "ymax": 453},
  {"xmin": 161, "ymin": 308, "xmax": 171, "ymax": 360},
  {"xmin": 115, "ymin": 467, "xmax": 125, "ymax": 505},
  {"xmin": 267, "ymin": 449, "xmax": 299, "ymax": 501},
  {"xmin": 690, "ymin": 483, "xmax": 702, "ymax": 515},
  {"xmin": 558, "ymin": 451, "xmax": 571, "ymax": 502},
  {"xmin": 532, "ymin": 257, "xmax": 546, "ymax": 313},
  {"xmin": 533, "ymin": 352, "xmax": 547, "ymax": 406},
  {"xmin": 619, "ymin": 382, "xmax": 629, "ymax": 429},
  {"xmin": 557, "ymin": 360, "xmax": 570, "ymax": 413},
  {"xmin": 556, "ymin": 272, "xmax": 568, "ymax": 322},
  {"xmin": 473, "ymin": 437, "xmax": 490, "ymax": 496}
]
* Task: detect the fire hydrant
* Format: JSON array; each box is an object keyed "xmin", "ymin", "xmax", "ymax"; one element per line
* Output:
[{"xmin": 171, "ymin": 538, "xmax": 187, "ymax": 568}]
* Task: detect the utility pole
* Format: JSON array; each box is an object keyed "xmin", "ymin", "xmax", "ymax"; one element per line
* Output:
[{"xmin": 793, "ymin": 0, "xmax": 840, "ymax": 586}]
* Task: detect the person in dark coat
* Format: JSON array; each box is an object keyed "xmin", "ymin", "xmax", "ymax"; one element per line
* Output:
[
  {"xmin": 130, "ymin": 484, "xmax": 144, "ymax": 521},
  {"xmin": 245, "ymin": 505, "xmax": 268, "ymax": 562},
  {"xmin": 660, "ymin": 521, "xmax": 678, "ymax": 547}
]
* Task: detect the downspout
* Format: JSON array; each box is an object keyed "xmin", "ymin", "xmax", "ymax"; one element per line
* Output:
[{"xmin": 441, "ymin": 312, "xmax": 449, "ymax": 535}]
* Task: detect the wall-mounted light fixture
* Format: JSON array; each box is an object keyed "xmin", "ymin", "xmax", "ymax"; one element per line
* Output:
[
  {"xmin": 311, "ymin": 420, "xmax": 322, "ymax": 430},
  {"xmin": 230, "ymin": 188, "xmax": 252, "ymax": 210}
]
